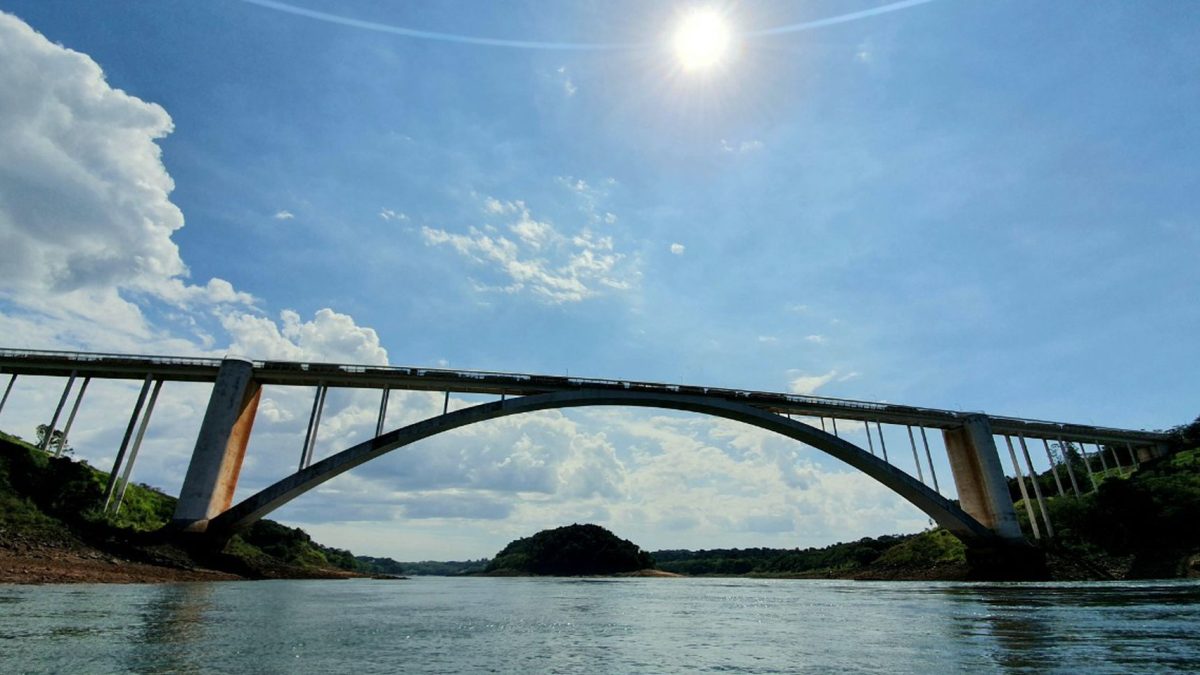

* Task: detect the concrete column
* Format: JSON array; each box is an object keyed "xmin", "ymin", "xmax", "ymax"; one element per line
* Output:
[
  {"xmin": 1136, "ymin": 443, "xmax": 1169, "ymax": 464},
  {"xmin": 172, "ymin": 358, "xmax": 261, "ymax": 531},
  {"xmin": 943, "ymin": 415, "xmax": 1023, "ymax": 542}
]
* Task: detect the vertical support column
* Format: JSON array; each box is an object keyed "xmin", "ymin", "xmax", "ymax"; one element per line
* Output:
[
  {"xmin": 1057, "ymin": 438, "xmax": 1083, "ymax": 496},
  {"xmin": 1004, "ymin": 436, "xmax": 1041, "ymax": 540},
  {"xmin": 875, "ymin": 421, "xmax": 889, "ymax": 463},
  {"xmin": 942, "ymin": 415, "xmax": 1023, "ymax": 542},
  {"xmin": 818, "ymin": 417, "xmax": 826, "ymax": 433},
  {"xmin": 863, "ymin": 420, "xmax": 876, "ymax": 456},
  {"xmin": 1075, "ymin": 439, "xmax": 1099, "ymax": 491},
  {"xmin": 56, "ymin": 377, "xmax": 90, "ymax": 458},
  {"xmin": 172, "ymin": 358, "xmax": 261, "ymax": 531},
  {"xmin": 920, "ymin": 427, "xmax": 940, "ymax": 494},
  {"xmin": 110, "ymin": 379, "xmax": 164, "ymax": 514},
  {"xmin": 1135, "ymin": 443, "xmax": 1169, "ymax": 464},
  {"xmin": 1018, "ymin": 436, "xmax": 1053, "ymax": 538},
  {"xmin": 1093, "ymin": 442, "xmax": 1110, "ymax": 475},
  {"xmin": 831, "ymin": 418, "xmax": 839, "ymax": 437},
  {"xmin": 1040, "ymin": 438, "xmax": 1066, "ymax": 497},
  {"xmin": 103, "ymin": 375, "xmax": 154, "ymax": 508},
  {"xmin": 906, "ymin": 425, "xmax": 926, "ymax": 484},
  {"xmin": 375, "ymin": 387, "xmax": 390, "ymax": 437},
  {"xmin": 443, "ymin": 390, "xmax": 450, "ymax": 415},
  {"xmin": 0, "ymin": 373, "xmax": 17, "ymax": 417},
  {"xmin": 1125, "ymin": 442, "xmax": 1139, "ymax": 470},
  {"xmin": 1108, "ymin": 444, "xmax": 1126, "ymax": 477},
  {"xmin": 40, "ymin": 371, "xmax": 77, "ymax": 452},
  {"xmin": 299, "ymin": 385, "xmax": 328, "ymax": 470}
]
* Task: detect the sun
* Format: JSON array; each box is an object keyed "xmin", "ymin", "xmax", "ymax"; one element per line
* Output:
[{"xmin": 672, "ymin": 9, "xmax": 733, "ymax": 71}]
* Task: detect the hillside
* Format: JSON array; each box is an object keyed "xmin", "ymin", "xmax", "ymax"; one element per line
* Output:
[
  {"xmin": 485, "ymin": 523, "xmax": 654, "ymax": 575},
  {"xmin": 653, "ymin": 530, "xmax": 968, "ymax": 579},
  {"xmin": 0, "ymin": 430, "xmax": 368, "ymax": 583},
  {"xmin": 1011, "ymin": 446, "xmax": 1200, "ymax": 578}
]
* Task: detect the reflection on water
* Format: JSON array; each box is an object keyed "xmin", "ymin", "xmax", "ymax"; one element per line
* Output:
[
  {"xmin": 131, "ymin": 583, "xmax": 214, "ymax": 673},
  {"xmin": 0, "ymin": 578, "xmax": 1197, "ymax": 673}
]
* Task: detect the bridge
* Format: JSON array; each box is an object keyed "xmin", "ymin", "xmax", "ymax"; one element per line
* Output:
[{"xmin": 0, "ymin": 348, "xmax": 1171, "ymax": 550}]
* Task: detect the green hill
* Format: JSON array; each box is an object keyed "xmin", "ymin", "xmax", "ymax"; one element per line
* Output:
[{"xmin": 486, "ymin": 523, "xmax": 653, "ymax": 575}]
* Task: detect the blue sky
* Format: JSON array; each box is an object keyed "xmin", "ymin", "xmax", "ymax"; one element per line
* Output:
[{"xmin": 0, "ymin": 0, "xmax": 1196, "ymax": 559}]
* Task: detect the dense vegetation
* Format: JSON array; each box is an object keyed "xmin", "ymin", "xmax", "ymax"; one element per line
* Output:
[
  {"xmin": 1012, "ymin": 446, "xmax": 1200, "ymax": 577},
  {"xmin": 0, "ymin": 430, "xmax": 363, "ymax": 577},
  {"xmin": 653, "ymin": 530, "xmax": 964, "ymax": 577},
  {"xmin": 486, "ymin": 523, "xmax": 653, "ymax": 575},
  {"xmin": 357, "ymin": 556, "xmax": 487, "ymax": 576}
]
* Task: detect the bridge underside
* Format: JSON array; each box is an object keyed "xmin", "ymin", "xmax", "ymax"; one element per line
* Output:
[{"xmin": 193, "ymin": 389, "xmax": 1005, "ymax": 547}]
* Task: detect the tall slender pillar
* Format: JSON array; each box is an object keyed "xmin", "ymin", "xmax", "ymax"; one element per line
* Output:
[
  {"xmin": 942, "ymin": 415, "xmax": 1023, "ymax": 542},
  {"xmin": 172, "ymin": 358, "xmax": 261, "ymax": 531}
]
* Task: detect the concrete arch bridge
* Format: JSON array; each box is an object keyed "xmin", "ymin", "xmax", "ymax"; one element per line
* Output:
[{"xmin": 0, "ymin": 349, "xmax": 1171, "ymax": 551}]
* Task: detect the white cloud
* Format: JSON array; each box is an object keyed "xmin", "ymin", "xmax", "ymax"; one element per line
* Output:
[
  {"xmin": 220, "ymin": 308, "xmax": 388, "ymax": 364},
  {"xmin": 757, "ymin": 335, "xmax": 778, "ymax": 344},
  {"xmin": 379, "ymin": 208, "xmax": 408, "ymax": 222},
  {"xmin": 421, "ymin": 196, "xmax": 637, "ymax": 304},
  {"xmin": 805, "ymin": 334, "xmax": 827, "ymax": 344},
  {"xmin": 0, "ymin": 11, "xmax": 251, "ymax": 351},
  {"xmin": 670, "ymin": 243, "xmax": 686, "ymax": 256},
  {"xmin": 556, "ymin": 66, "xmax": 577, "ymax": 97},
  {"xmin": 273, "ymin": 210, "xmax": 295, "ymax": 220},
  {"xmin": 788, "ymin": 370, "xmax": 838, "ymax": 395},
  {"xmin": 720, "ymin": 139, "xmax": 764, "ymax": 154}
]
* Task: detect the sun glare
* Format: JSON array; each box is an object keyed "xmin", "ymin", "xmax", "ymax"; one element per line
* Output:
[{"xmin": 672, "ymin": 9, "xmax": 732, "ymax": 71}]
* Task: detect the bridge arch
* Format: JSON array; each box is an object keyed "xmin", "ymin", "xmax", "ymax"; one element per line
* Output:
[{"xmin": 208, "ymin": 389, "xmax": 997, "ymax": 543}]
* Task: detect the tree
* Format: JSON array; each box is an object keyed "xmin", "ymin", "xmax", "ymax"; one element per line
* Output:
[
  {"xmin": 34, "ymin": 424, "xmax": 71, "ymax": 456},
  {"xmin": 1170, "ymin": 415, "xmax": 1200, "ymax": 451}
]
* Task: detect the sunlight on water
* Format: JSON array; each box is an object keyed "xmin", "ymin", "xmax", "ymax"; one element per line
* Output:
[{"xmin": 1, "ymin": 578, "xmax": 1198, "ymax": 673}]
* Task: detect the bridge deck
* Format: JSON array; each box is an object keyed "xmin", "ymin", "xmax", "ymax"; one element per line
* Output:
[{"xmin": 0, "ymin": 348, "xmax": 1168, "ymax": 445}]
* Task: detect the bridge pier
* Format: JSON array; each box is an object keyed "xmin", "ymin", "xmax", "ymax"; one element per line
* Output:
[
  {"xmin": 943, "ymin": 415, "xmax": 1024, "ymax": 543},
  {"xmin": 171, "ymin": 358, "xmax": 260, "ymax": 532}
]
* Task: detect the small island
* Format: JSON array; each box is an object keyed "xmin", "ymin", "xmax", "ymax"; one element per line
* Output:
[{"xmin": 485, "ymin": 523, "xmax": 656, "ymax": 576}]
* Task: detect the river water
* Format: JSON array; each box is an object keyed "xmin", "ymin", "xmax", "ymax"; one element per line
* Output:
[{"xmin": 1, "ymin": 577, "xmax": 1198, "ymax": 673}]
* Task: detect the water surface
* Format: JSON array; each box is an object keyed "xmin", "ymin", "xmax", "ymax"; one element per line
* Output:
[{"xmin": 1, "ymin": 577, "xmax": 1198, "ymax": 673}]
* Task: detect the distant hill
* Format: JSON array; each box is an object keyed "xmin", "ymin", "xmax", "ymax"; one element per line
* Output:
[
  {"xmin": 356, "ymin": 556, "xmax": 488, "ymax": 576},
  {"xmin": 486, "ymin": 523, "xmax": 653, "ymax": 575}
]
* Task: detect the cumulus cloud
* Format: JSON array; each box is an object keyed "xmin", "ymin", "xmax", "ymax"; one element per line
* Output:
[
  {"xmin": 0, "ymin": 11, "xmax": 251, "ymax": 349},
  {"xmin": 379, "ymin": 208, "xmax": 407, "ymax": 222},
  {"xmin": 805, "ymin": 334, "xmax": 827, "ymax": 344},
  {"xmin": 670, "ymin": 243, "xmax": 686, "ymax": 256},
  {"xmin": 273, "ymin": 210, "xmax": 295, "ymax": 220},
  {"xmin": 421, "ymin": 196, "xmax": 636, "ymax": 304},
  {"xmin": 220, "ymin": 308, "xmax": 389, "ymax": 364}
]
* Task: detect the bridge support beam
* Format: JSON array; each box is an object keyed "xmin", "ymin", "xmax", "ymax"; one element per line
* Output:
[
  {"xmin": 1136, "ymin": 443, "xmax": 1169, "ymax": 464},
  {"xmin": 172, "ymin": 358, "xmax": 261, "ymax": 532},
  {"xmin": 943, "ymin": 416, "xmax": 1023, "ymax": 542}
]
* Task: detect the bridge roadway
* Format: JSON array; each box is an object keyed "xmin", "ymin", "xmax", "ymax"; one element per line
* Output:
[{"xmin": 0, "ymin": 347, "xmax": 1169, "ymax": 446}]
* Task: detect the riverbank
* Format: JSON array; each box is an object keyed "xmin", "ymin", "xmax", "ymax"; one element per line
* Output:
[{"xmin": 0, "ymin": 539, "xmax": 241, "ymax": 584}]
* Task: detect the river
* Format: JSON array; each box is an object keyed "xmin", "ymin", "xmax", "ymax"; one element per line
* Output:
[{"xmin": 1, "ymin": 577, "xmax": 1198, "ymax": 673}]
